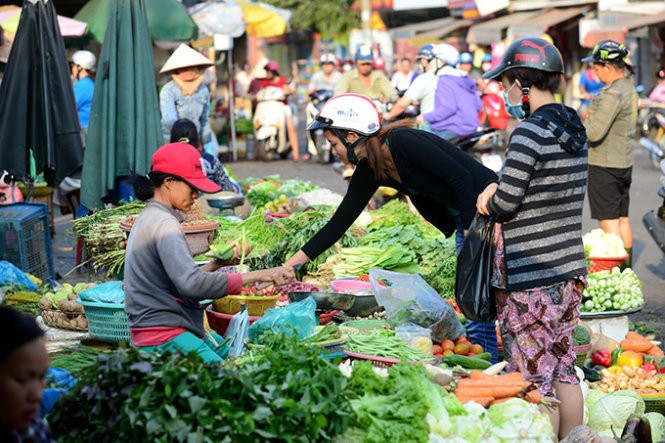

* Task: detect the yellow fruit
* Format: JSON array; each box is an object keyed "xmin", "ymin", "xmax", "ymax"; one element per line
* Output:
[{"xmin": 617, "ymin": 350, "xmax": 644, "ymax": 367}]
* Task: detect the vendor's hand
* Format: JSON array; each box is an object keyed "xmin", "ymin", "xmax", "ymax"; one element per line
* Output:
[
  {"xmin": 476, "ymin": 183, "xmax": 499, "ymax": 216},
  {"xmin": 415, "ymin": 115, "xmax": 425, "ymax": 126},
  {"xmin": 268, "ymin": 266, "xmax": 295, "ymax": 286},
  {"xmin": 231, "ymin": 241, "xmax": 251, "ymax": 260}
]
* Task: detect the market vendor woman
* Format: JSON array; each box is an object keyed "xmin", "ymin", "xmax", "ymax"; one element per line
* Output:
[
  {"xmin": 284, "ymin": 93, "xmax": 499, "ymax": 358},
  {"xmin": 125, "ymin": 142, "xmax": 294, "ymax": 363}
]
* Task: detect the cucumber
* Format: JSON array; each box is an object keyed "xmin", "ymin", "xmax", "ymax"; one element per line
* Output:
[
  {"xmin": 442, "ymin": 354, "xmax": 492, "ymax": 370},
  {"xmin": 474, "ymin": 352, "xmax": 492, "ymax": 361}
]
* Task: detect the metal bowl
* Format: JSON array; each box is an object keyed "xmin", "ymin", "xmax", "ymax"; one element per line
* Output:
[{"xmin": 207, "ymin": 195, "xmax": 246, "ymax": 210}]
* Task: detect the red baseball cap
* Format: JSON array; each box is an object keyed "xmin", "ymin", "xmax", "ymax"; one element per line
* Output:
[{"xmin": 151, "ymin": 143, "xmax": 221, "ymax": 193}]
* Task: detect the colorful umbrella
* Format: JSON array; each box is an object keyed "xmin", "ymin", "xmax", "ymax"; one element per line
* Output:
[
  {"xmin": 74, "ymin": 0, "xmax": 197, "ymax": 43},
  {"xmin": 0, "ymin": 5, "xmax": 88, "ymax": 38},
  {"xmin": 237, "ymin": 0, "xmax": 290, "ymax": 38},
  {"xmin": 0, "ymin": 0, "xmax": 83, "ymax": 186},
  {"xmin": 80, "ymin": 0, "xmax": 162, "ymax": 211}
]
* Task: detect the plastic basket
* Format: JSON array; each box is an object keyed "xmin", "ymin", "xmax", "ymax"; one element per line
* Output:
[
  {"xmin": 79, "ymin": 300, "xmax": 129, "ymax": 344},
  {"xmin": 641, "ymin": 394, "xmax": 665, "ymax": 414},
  {"xmin": 0, "ymin": 203, "xmax": 54, "ymax": 282},
  {"xmin": 213, "ymin": 295, "xmax": 279, "ymax": 316},
  {"xmin": 343, "ymin": 350, "xmax": 437, "ymax": 368},
  {"xmin": 574, "ymin": 344, "xmax": 592, "ymax": 367},
  {"xmin": 205, "ymin": 305, "xmax": 260, "ymax": 336},
  {"xmin": 588, "ymin": 256, "xmax": 628, "ymax": 274},
  {"xmin": 40, "ymin": 308, "xmax": 88, "ymax": 331},
  {"xmin": 320, "ymin": 341, "xmax": 346, "ymax": 361}
]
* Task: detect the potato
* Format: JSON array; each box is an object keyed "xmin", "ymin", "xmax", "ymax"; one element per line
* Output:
[
  {"xmin": 67, "ymin": 293, "xmax": 78, "ymax": 301},
  {"xmin": 58, "ymin": 300, "xmax": 79, "ymax": 313},
  {"xmin": 38, "ymin": 297, "xmax": 53, "ymax": 309}
]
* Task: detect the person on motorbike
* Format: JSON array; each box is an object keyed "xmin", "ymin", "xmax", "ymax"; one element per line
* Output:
[
  {"xmin": 648, "ymin": 65, "xmax": 665, "ymax": 103},
  {"xmin": 334, "ymin": 46, "xmax": 398, "ymax": 178},
  {"xmin": 390, "ymin": 57, "xmax": 417, "ymax": 94},
  {"xmin": 582, "ymin": 40, "xmax": 638, "ymax": 267},
  {"xmin": 422, "ymin": 44, "xmax": 482, "ymax": 141},
  {"xmin": 578, "ymin": 64, "xmax": 604, "ymax": 122},
  {"xmin": 381, "ymin": 43, "xmax": 437, "ymax": 127},
  {"xmin": 307, "ymin": 54, "xmax": 342, "ymax": 95},
  {"xmin": 252, "ymin": 60, "xmax": 301, "ymax": 161},
  {"xmin": 458, "ymin": 51, "xmax": 482, "ymax": 84},
  {"xmin": 283, "ymin": 92, "xmax": 498, "ymax": 292}
]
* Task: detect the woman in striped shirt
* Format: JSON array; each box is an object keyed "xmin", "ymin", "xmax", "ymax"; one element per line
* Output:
[{"xmin": 477, "ymin": 37, "xmax": 588, "ymax": 440}]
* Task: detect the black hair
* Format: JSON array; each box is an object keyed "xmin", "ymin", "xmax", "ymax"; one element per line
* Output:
[
  {"xmin": 130, "ymin": 172, "xmax": 182, "ymax": 201},
  {"xmin": 656, "ymin": 66, "xmax": 665, "ymax": 80},
  {"xmin": 503, "ymin": 68, "xmax": 562, "ymax": 94},
  {"xmin": 0, "ymin": 306, "xmax": 44, "ymax": 362},
  {"xmin": 170, "ymin": 119, "xmax": 201, "ymax": 148}
]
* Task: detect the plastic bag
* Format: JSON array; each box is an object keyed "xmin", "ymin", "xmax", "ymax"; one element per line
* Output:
[
  {"xmin": 78, "ymin": 281, "xmax": 125, "ymax": 304},
  {"xmin": 0, "ymin": 260, "xmax": 37, "ymax": 291},
  {"xmin": 369, "ymin": 269, "xmax": 465, "ymax": 342},
  {"xmin": 248, "ymin": 296, "xmax": 316, "ymax": 342},
  {"xmin": 455, "ymin": 214, "xmax": 497, "ymax": 322},
  {"xmin": 225, "ymin": 306, "xmax": 249, "ymax": 358},
  {"xmin": 395, "ymin": 324, "xmax": 433, "ymax": 356}
]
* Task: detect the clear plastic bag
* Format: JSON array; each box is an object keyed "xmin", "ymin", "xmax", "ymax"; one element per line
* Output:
[
  {"xmin": 225, "ymin": 305, "xmax": 249, "ymax": 357},
  {"xmin": 395, "ymin": 324, "xmax": 433, "ymax": 356},
  {"xmin": 248, "ymin": 296, "xmax": 316, "ymax": 342},
  {"xmin": 0, "ymin": 260, "xmax": 37, "ymax": 291},
  {"xmin": 369, "ymin": 269, "xmax": 465, "ymax": 342}
]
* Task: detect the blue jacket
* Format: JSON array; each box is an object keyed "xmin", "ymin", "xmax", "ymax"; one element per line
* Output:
[
  {"xmin": 73, "ymin": 76, "xmax": 95, "ymax": 128},
  {"xmin": 423, "ymin": 66, "xmax": 481, "ymax": 136},
  {"xmin": 159, "ymin": 80, "xmax": 213, "ymax": 145}
]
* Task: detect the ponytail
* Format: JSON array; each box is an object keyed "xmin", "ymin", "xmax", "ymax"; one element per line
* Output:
[{"xmin": 129, "ymin": 172, "xmax": 174, "ymax": 201}]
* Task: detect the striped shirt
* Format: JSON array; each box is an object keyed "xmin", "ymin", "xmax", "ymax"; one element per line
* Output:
[{"xmin": 488, "ymin": 104, "xmax": 588, "ymax": 291}]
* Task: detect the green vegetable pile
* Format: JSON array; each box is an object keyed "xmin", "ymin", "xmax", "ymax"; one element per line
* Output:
[
  {"xmin": 332, "ymin": 246, "xmax": 417, "ymax": 279},
  {"xmin": 343, "ymin": 330, "xmax": 432, "ymax": 362},
  {"xmin": 243, "ymin": 175, "xmax": 318, "ymax": 208},
  {"xmin": 582, "ymin": 267, "xmax": 644, "ymax": 312},
  {"xmin": 50, "ymin": 337, "xmax": 351, "ymax": 443}
]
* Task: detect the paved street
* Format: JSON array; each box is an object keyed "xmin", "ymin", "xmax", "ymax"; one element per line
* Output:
[{"xmin": 52, "ymin": 138, "xmax": 665, "ymax": 332}]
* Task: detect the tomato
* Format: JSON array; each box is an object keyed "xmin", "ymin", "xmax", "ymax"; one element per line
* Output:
[
  {"xmin": 641, "ymin": 362, "xmax": 658, "ymax": 374},
  {"xmin": 441, "ymin": 340, "xmax": 455, "ymax": 352},
  {"xmin": 455, "ymin": 337, "xmax": 468, "ymax": 345},
  {"xmin": 470, "ymin": 344, "xmax": 484, "ymax": 355},
  {"xmin": 453, "ymin": 342, "xmax": 471, "ymax": 355}
]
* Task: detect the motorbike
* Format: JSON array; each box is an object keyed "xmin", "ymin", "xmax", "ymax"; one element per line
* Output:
[
  {"xmin": 384, "ymin": 90, "xmax": 421, "ymax": 122},
  {"xmin": 452, "ymin": 128, "xmax": 505, "ymax": 173},
  {"xmin": 478, "ymin": 80, "xmax": 509, "ymax": 150},
  {"xmin": 642, "ymin": 159, "xmax": 665, "ymax": 254},
  {"xmin": 639, "ymin": 108, "xmax": 665, "ymax": 169},
  {"xmin": 253, "ymin": 86, "xmax": 291, "ymax": 161},
  {"xmin": 306, "ymin": 89, "xmax": 334, "ymax": 163}
]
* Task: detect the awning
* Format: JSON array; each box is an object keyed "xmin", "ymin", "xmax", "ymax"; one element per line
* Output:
[
  {"xmin": 508, "ymin": 6, "xmax": 591, "ymax": 40},
  {"xmin": 582, "ymin": 28, "xmax": 625, "ymax": 48},
  {"xmin": 406, "ymin": 18, "xmax": 472, "ymax": 46},
  {"xmin": 391, "ymin": 17, "xmax": 456, "ymax": 38},
  {"xmin": 466, "ymin": 11, "xmax": 540, "ymax": 45},
  {"xmin": 623, "ymin": 10, "xmax": 665, "ymax": 31}
]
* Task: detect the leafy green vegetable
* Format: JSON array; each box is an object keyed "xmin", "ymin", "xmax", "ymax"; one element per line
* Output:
[{"xmin": 573, "ymin": 325, "xmax": 591, "ymax": 346}]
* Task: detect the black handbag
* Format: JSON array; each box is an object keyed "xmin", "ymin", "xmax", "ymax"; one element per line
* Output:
[{"xmin": 454, "ymin": 214, "xmax": 497, "ymax": 322}]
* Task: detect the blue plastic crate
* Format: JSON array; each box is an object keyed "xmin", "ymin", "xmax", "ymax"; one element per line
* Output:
[{"xmin": 0, "ymin": 203, "xmax": 55, "ymax": 283}]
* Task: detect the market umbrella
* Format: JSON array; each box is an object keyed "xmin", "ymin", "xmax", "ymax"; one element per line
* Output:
[
  {"xmin": 74, "ymin": 0, "xmax": 197, "ymax": 43},
  {"xmin": 0, "ymin": 5, "xmax": 88, "ymax": 38},
  {"xmin": 80, "ymin": 0, "xmax": 162, "ymax": 211},
  {"xmin": 0, "ymin": 0, "xmax": 83, "ymax": 187},
  {"xmin": 237, "ymin": 0, "xmax": 290, "ymax": 38}
]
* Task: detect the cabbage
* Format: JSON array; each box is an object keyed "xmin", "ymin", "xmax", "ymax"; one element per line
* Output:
[
  {"xmin": 486, "ymin": 398, "xmax": 555, "ymax": 442},
  {"xmin": 586, "ymin": 390, "xmax": 645, "ymax": 436},
  {"xmin": 583, "ymin": 229, "xmax": 627, "ymax": 258},
  {"xmin": 643, "ymin": 412, "xmax": 665, "ymax": 442}
]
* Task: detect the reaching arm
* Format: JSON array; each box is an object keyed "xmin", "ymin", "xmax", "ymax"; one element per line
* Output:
[{"xmin": 382, "ymin": 95, "xmax": 413, "ymax": 121}]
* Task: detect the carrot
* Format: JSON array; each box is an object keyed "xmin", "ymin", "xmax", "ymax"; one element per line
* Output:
[
  {"xmin": 620, "ymin": 339, "xmax": 653, "ymax": 353},
  {"xmin": 524, "ymin": 389, "xmax": 541, "ymax": 404},
  {"xmin": 455, "ymin": 385, "xmax": 526, "ymax": 399},
  {"xmin": 626, "ymin": 331, "xmax": 649, "ymax": 341},
  {"xmin": 457, "ymin": 374, "xmax": 527, "ymax": 388},
  {"xmin": 454, "ymin": 395, "xmax": 495, "ymax": 408},
  {"xmin": 646, "ymin": 345, "xmax": 664, "ymax": 357},
  {"xmin": 469, "ymin": 370, "xmax": 494, "ymax": 380}
]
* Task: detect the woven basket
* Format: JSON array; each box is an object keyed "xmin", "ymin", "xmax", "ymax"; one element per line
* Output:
[
  {"xmin": 588, "ymin": 255, "xmax": 628, "ymax": 274},
  {"xmin": 213, "ymin": 295, "xmax": 279, "ymax": 316},
  {"xmin": 40, "ymin": 308, "xmax": 88, "ymax": 331},
  {"xmin": 574, "ymin": 344, "xmax": 592, "ymax": 367},
  {"xmin": 120, "ymin": 217, "xmax": 219, "ymax": 256},
  {"xmin": 343, "ymin": 350, "xmax": 437, "ymax": 368},
  {"xmin": 641, "ymin": 393, "xmax": 665, "ymax": 414}
]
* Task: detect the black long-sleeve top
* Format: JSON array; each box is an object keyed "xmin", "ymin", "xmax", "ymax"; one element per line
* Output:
[{"xmin": 301, "ymin": 127, "xmax": 498, "ymax": 260}]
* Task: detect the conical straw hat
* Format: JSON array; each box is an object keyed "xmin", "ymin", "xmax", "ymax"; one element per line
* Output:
[{"xmin": 160, "ymin": 44, "xmax": 213, "ymax": 74}]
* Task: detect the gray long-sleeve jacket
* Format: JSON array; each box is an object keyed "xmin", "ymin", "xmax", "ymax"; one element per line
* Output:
[{"xmin": 124, "ymin": 200, "xmax": 239, "ymax": 337}]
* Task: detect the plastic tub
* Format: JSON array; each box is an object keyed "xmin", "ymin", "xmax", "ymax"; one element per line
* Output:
[
  {"xmin": 205, "ymin": 305, "xmax": 260, "ymax": 336},
  {"xmin": 330, "ymin": 279, "xmax": 373, "ymax": 293}
]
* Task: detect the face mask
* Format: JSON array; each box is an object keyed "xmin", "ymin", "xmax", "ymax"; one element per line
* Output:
[{"xmin": 503, "ymin": 82, "xmax": 525, "ymax": 119}]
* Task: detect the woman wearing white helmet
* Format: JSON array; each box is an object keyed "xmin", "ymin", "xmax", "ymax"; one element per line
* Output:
[
  {"xmin": 284, "ymin": 92, "xmax": 498, "ymax": 277},
  {"xmin": 70, "ymin": 50, "xmax": 96, "ymax": 141}
]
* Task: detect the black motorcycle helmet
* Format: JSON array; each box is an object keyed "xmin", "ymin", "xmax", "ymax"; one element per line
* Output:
[
  {"xmin": 483, "ymin": 37, "xmax": 563, "ymax": 81},
  {"xmin": 581, "ymin": 40, "xmax": 629, "ymax": 65},
  {"xmin": 483, "ymin": 37, "xmax": 563, "ymax": 118}
]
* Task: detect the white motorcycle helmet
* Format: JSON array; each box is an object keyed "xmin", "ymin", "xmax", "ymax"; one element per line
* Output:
[
  {"xmin": 71, "ymin": 50, "xmax": 96, "ymax": 71},
  {"xmin": 320, "ymin": 53, "xmax": 337, "ymax": 65},
  {"xmin": 432, "ymin": 43, "xmax": 459, "ymax": 67},
  {"xmin": 306, "ymin": 93, "xmax": 381, "ymax": 164}
]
